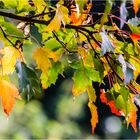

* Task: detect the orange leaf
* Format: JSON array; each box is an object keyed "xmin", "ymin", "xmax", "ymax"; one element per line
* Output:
[
  {"xmin": 0, "ymin": 80, "xmax": 21, "ymax": 116},
  {"xmin": 127, "ymin": 103, "xmax": 137, "ymax": 132},
  {"xmin": 70, "ymin": 3, "xmax": 92, "ymax": 25},
  {"xmin": 88, "ymin": 102, "xmax": 98, "ymax": 134},
  {"xmin": 133, "ymin": 0, "xmax": 140, "ymax": 14}
]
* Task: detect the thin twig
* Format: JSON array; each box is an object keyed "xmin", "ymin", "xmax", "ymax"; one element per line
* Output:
[
  {"xmin": 52, "ymin": 31, "xmax": 77, "ymax": 53},
  {"xmin": 0, "ymin": 26, "xmax": 17, "ymax": 48}
]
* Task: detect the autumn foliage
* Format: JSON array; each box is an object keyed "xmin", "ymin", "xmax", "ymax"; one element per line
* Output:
[{"xmin": 0, "ymin": 0, "xmax": 140, "ymax": 134}]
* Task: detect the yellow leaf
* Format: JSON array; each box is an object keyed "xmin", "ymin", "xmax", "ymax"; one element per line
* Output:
[
  {"xmin": 32, "ymin": 0, "xmax": 49, "ymax": 20},
  {"xmin": 87, "ymin": 85, "xmax": 96, "ymax": 102},
  {"xmin": 0, "ymin": 80, "xmax": 21, "ymax": 116},
  {"xmin": 49, "ymin": 48, "xmax": 64, "ymax": 62},
  {"xmin": 88, "ymin": 102, "xmax": 98, "ymax": 134},
  {"xmin": 46, "ymin": 4, "xmax": 69, "ymax": 31},
  {"xmin": 1, "ymin": 46, "xmax": 22, "ymax": 75},
  {"xmin": 33, "ymin": 0, "xmax": 46, "ymax": 13},
  {"xmin": 32, "ymin": 48, "xmax": 52, "ymax": 73},
  {"xmin": 133, "ymin": 0, "xmax": 140, "ymax": 14},
  {"xmin": 78, "ymin": 47, "xmax": 94, "ymax": 67},
  {"xmin": 17, "ymin": 0, "xmax": 28, "ymax": 11}
]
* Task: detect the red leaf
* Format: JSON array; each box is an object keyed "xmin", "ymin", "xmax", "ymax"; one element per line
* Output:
[
  {"xmin": 100, "ymin": 89, "xmax": 123, "ymax": 116},
  {"xmin": 108, "ymin": 101, "xmax": 123, "ymax": 116},
  {"xmin": 130, "ymin": 33, "xmax": 140, "ymax": 44}
]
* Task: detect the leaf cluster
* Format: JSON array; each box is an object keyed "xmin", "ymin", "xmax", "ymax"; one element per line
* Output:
[{"xmin": 0, "ymin": 0, "xmax": 139, "ymax": 134}]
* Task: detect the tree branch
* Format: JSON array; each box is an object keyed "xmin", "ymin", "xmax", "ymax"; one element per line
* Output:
[{"xmin": 0, "ymin": 11, "xmax": 51, "ymax": 25}]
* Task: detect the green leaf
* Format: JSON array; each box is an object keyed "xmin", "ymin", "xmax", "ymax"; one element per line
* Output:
[
  {"xmin": 100, "ymin": 0, "xmax": 113, "ymax": 29},
  {"xmin": 119, "ymin": 87, "xmax": 129, "ymax": 102},
  {"xmin": 75, "ymin": 0, "xmax": 88, "ymax": 13},
  {"xmin": 40, "ymin": 62, "xmax": 64, "ymax": 89},
  {"xmin": 115, "ymin": 95, "xmax": 127, "ymax": 115},
  {"xmin": 85, "ymin": 67, "xmax": 101, "ymax": 82},
  {"xmin": 92, "ymin": 57, "xmax": 104, "ymax": 80},
  {"xmin": 1, "ymin": 0, "xmax": 17, "ymax": 8},
  {"xmin": 16, "ymin": 61, "xmax": 41, "ymax": 100},
  {"xmin": 44, "ymin": 38, "xmax": 61, "ymax": 50},
  {"xmin": 87, "ymin": 85, "xmax": 96, "ymax": 102},
  {"xmin": 100, "ymin": 32, "xmax": 115, "ymax": 56},
  {"xmin": 69, "ymin": 59, "xmax": 83, "ymax": 70},
  {"xmin": 128, "ymin": 24, "xmax": 140, "ymax": 34},
  {"xmin": 16, "ymin": 0, "xmax": 28, "ymax": 12},
  {"xmin": 30, "ymin": 25, "xmax": 43, "ymax": 46},
  {"xmin": 0, "ymin": 21, "xmax": 23, "ymax": 37},
  {"xmin": 72, "ymin": 70, "xmax": 91, "ymax": 96}
]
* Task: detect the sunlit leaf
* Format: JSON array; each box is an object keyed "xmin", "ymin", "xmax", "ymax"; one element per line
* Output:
[
  {"xmin": 1, "ymin": 0, "xmax": 17, "ymax": 8},
  {"xmin": 40, "ymin": 62, "xmax": 64, "ymax": 89},
  {"xmin": 16, "ymin": 0, "xmax": 28, "ymax": 11},
  {"xmin": 88, "ymin": 102, "xmax": 98, "ymax": 134},
  {"xmin": 46, "ymin": 4, "xmax": 69, "ymax": 31},
  {"xmin": 32, "ymin": 47, "xmax": 52, "ymax": 73},
  {"xmin": 0, "ymin": 22, "xmax": 23, "ymax": 37},
  {"xmin": 133, "ymin": 0, "xmax": 140, "ymax": 14},
  {"xmin": 127, "ymin": 102, "xmax": 137, "ymax": 132},
  {"xmin": 0, "ymin": 46, "xmax": 22, "ymax": 75},
  {"xmin": 87, "ymin": 85, "xmax": 96, "ymax": 102},
  {"xmin": 33, "ymin": 0, "xmax": 47, "ymax": 13},
  {"xmin": 85, "ymin": 67, "xmax": 101, "ymax": 82},
  {"xmin": 0, "ymin": 80, "xmax": 21, "ymax": 116},
  {"xmin": 115, "ymin": 95, "xmax": 128, "ymax": 115},
  {"xmin": 72, "ymin": 70, "xmax": 91, "ymax": 96}
]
